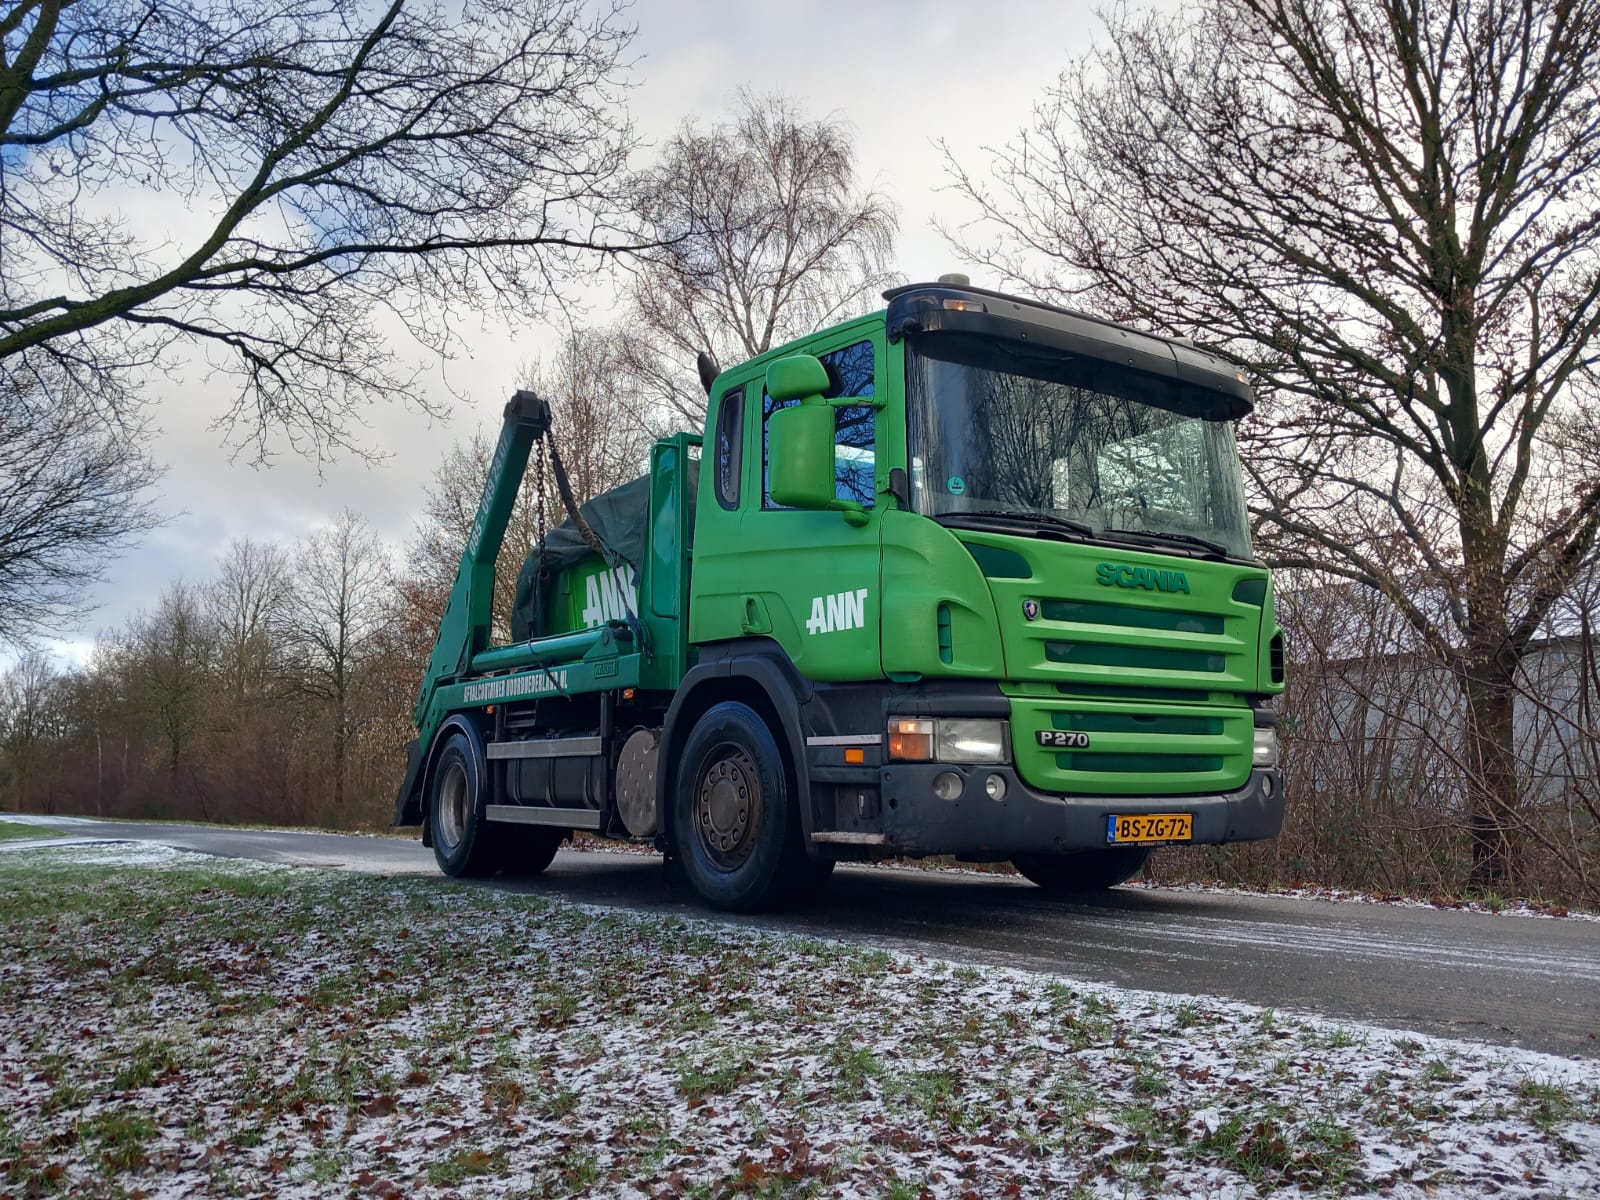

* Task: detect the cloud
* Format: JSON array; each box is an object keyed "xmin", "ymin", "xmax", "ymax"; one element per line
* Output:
[{"xmin": 36, "ymin": 0, "xmax": 1090, "ymax": 651}]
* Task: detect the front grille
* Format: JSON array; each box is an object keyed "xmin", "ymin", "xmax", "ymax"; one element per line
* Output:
[
  {"xmin": 1052, "ymin": 712, "xmax": 1222, "ymax": 736},
  {"xmin": 1007, "ymin": 689, "xmax": 1255, "ymax": 796},
  {"xmin": 1040, "ymin": 598, "xmax": 1223, "ymax": 635},
  {"xmin": 1055, "ymin": 752, "xmax": 1224, "ymax": 774},
  {"xmin": 1046, "ymin": 641, "xmax": 1228, "ymax": 673},
  {"xmin": 1055, "ymin": 683, "xmax": 1202, "ymax": 702}
]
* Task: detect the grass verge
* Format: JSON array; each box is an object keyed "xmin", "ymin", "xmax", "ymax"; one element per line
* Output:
[
  {"xmin": 0, "ymin": 844, "xmax": 1596, "ymax": 1199},
  {"xmin": 0, "ymin": 820, "xmax": 66, "ymax": 842}
]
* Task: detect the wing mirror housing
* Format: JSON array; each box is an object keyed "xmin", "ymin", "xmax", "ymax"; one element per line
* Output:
[{"xmin": 765, "ymin": 354, "xmax": 873, "ymax": 527}]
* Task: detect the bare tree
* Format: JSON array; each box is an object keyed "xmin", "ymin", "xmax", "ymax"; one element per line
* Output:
[
  {"xmin": 206, "ymin": 538, "xmax": 291, "ymax": 705},
  {"xmin": 402, "ymin": 324, "xmax": 656, "ymax": 643},
  {"xmin": 402, "ymin": 432, "xmax": 527, "ymax": 648},
  {"xmin": 280, "ymin": 510, "xmax": 388, "ymax": 812},
  {"xmin": 0, "ymin": 651, "xmax": 68, "ymax": 811},
  {"xmin": 1, "ymin": 0, "xmax": 637, "ymax": 461},
  {"xmin": 0, "ymin": 368, "xmax": 161, "ymax": 649},
  {"xmin": 128, "ymin": 582, "xmax": 215, "ymax": 795},
  {"xmin": 945, "ymin": 0, "xmax": 1600, "ymax": 890},
  {"xmin": 530, "ymin": 326, "xmax": 660, "ymax": 505},
  {"xmin": 624, "ymin": 91, "xmax": 897, "ymax": 424}
]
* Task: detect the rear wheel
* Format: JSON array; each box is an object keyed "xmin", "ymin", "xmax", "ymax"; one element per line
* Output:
[
  {"xmin": 498, "ymin": 825, "xmax": 564, "ymax": 875},
  {"xmin": 428, "ymin": 733, "xmax": 498, "ymax": 878},
  {"xmin": 1012, "ymin": 847, "xmax": 1152, "ymax": 893},
  {"xmin": 674, "ymin": 701, "xmax": 820, "ymax": 911}
]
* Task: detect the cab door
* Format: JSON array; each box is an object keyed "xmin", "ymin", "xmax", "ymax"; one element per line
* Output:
[{"xmin": 736, "ymin": 333, "xmax": 886, "ymax": 682}]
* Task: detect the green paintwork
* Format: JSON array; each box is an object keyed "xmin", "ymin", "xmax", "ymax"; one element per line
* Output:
[
  {"xmin": 963, "ymin": 541, "xmax": 1033, "ymax": 580},
  {"xmin": 470, "ymin": 627, "xmax": 611, "ymax": 674},
  {"xmin": 408, "ymin": 286, "xmax": 1282, "ymax": 828},
  {"xmin": 688, "ymin": 383, "xmax": 746, "ymax": 648},
  {"xmin": 1096, "ymin": 561, "xmax": 1193, "ymax": 593},
  {"xmin": 640, "ymin": 437, "xmax": 698, "ymax": 691},
  {"xmin": 406, "ymin": 422, "xmax": 697, "ymax": 774},
  {"xmin": 695, "ymin": 318, "xmax": 889, "ymax": 681},
  {"xmin": 765, "ymin": 354, "xmax": 830, "ymax": 401},
  {"xmin": 768, "ymin": 401, "xmax": 837, "ymax": 510},
  {"xmin": 436, "ymin": 645, "xmax": 643, "ymax": 715},
  {"xmin": 880, "ymin": 510, "xmax": 1005, "ymax": 677},
  {"xmin": 412, "ymin": 391, "xmax": 548, "ymax": 735}
]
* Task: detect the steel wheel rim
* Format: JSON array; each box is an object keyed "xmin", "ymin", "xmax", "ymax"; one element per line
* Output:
[
  {"xmin": 438, "ymin": 760, "xmax": 469, "ymax": 849},
  {"xmin": 694, "ymin": 743, "xmax": 760, "ymax": 871}
]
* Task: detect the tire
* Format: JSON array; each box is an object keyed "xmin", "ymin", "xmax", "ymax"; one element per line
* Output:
[
  {"xmin": 427, "ymin": 732, "xmax": 499, "ymax": 878},
  {"xmin": 1011, "ymin": 847, "xmax": 1153, "ymax": 893},
  {"xmin": 498, "ymin": 825, "xmax": 564, "ymax": 875},
  {"xmin": 781, "ymin": 856, "xmax": 836, "ymax": 906},
  {"xmin": 673, "ymin": 701, "xmax": 818, "ymax": 912}
]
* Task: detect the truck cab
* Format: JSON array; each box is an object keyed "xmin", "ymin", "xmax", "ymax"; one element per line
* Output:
[{"xmin": 396, "ymin": 281, "xmax": 1286, "ymax": 911}]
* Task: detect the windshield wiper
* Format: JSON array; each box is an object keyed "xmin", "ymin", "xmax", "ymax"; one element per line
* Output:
[
  {"xmin": 1102, "ymin": 527, "xmax": 1231, "ymax": 559},
  {"xmin": 934, "ymin": 510, "xmax": 1234, "ymax": 559},
  {"xmin": 933, "ymin": 510, "xmax": 1096, "ymax": 539},
  {"xmin": 984, "ymin": 510, "xmax": 1099, "ymax": 537}
]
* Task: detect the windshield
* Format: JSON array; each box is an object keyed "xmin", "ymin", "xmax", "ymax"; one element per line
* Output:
[{"xmin": 905, "ymin": 337, "xmax": 1253, "ymax": 560}]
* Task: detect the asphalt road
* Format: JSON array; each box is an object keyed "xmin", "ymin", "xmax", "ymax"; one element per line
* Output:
[{"xmin": 5, "ymin": 814, "xmax": 1598, "ymax": 1060}]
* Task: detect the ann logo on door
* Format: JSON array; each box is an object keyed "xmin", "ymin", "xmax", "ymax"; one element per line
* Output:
[
  {"xmin": 806, "ymin": 588, "xmax": 870, "ymax": 635},
  {"xmin": 581, "ymin": 564, "xmax": 638, "ymax": 628}
]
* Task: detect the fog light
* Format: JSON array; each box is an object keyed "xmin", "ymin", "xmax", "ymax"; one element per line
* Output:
[
  {"xmin": 985, "ymin": 773, "xmax": 1007, "ymax": 801},
  {"xmin": 1253, "ymin": 727, "xmax": 1279, "ymax": 768},
  {"xmin": 932, "ymin": 771, "xmax": 963, "ymax": 801}
]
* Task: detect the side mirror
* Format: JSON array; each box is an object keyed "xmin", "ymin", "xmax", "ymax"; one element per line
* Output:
[
  {"xmin": 769, "ymin": 402, "xmax": 836, "ymax": 510},
  {"xmin": 765, "ymin": 353, "xmax": 874, "ymax": 526},
  {"xmin": 765, "ymin": 354, "xmax": 830, "ymax": 403}
]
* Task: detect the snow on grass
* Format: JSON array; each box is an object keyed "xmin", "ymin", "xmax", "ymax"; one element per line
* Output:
[{"xmin": 1, "ymin": 844, "xmax": 1596, "ymax": 1199}]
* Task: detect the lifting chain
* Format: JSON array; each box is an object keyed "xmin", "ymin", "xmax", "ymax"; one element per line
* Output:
[
  {"xmin": 531, "ymin": 409, "xmax": 648, "ymax": 653},
  {"xmin": 542, "ymin": 422, "xmax": 607, "ymax": 559},
  {"xmin": 533, "ymin": 434, "xmax": 549, "ymax": 590}
]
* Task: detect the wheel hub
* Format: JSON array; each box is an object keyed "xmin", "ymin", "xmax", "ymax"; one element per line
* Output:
[
  {"xmin": 695, "ymin": 748, "xmax": 758, "ymax": 868},
  {"xmin": 438, "ymin": 761, "xmax": 468, "ymax": 849}
]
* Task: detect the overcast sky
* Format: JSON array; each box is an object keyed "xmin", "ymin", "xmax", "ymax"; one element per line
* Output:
[{"xmin": 35, "ymin": 0, "xmax": 1095, "ymax": 669}]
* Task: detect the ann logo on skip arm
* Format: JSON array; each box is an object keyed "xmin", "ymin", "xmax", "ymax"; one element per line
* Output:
[{"xmin": 806, "ymin": 588, "xmax": 870, "ymax": 635}]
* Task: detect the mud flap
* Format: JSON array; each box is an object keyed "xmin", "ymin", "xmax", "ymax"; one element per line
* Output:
[{"xmin": 393, "ymin": 738, "xmax": 425, "ymax": 829}]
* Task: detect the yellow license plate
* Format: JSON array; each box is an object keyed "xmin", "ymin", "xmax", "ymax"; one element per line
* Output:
[{"xmin": 1107, "ymin": 813, "xmax": 1193, "ymax": 844}]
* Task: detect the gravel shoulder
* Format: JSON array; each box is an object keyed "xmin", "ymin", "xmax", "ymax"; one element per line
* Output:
[{"xmin": 1, "ymin": 843, "xmax": 1597, "ymax": 1199}]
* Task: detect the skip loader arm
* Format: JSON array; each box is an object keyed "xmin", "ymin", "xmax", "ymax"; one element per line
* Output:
[{"xmin": 393, "ymin": 388, "xmax": 550, "ymax": 825}]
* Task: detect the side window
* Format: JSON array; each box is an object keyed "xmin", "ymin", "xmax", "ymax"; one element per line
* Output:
[
  {"xmin": 713, "ymin": 384, "xmax": 743, "ymax": 511},
  {"xmin": 762, "ymin": 339, "xmax": 877, "ymax": 509}
]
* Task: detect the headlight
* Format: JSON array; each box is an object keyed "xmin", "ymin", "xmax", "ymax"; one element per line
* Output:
[
  {"xmin": 1253, "ymin": 727, "xmax": 1279, "ymax": 768},
  {"xmin": 887, "ymin": 718, "xmax": 1010, "ymax": 764},
  {"xmin": 937, "ymin": 719, "xmax": 1009, "ymax": 764}
]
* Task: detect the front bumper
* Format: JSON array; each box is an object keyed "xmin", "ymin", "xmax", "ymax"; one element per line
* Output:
[{"xmin": 876, "ymin": 763, "xmax": 1284, "ymax": 857}]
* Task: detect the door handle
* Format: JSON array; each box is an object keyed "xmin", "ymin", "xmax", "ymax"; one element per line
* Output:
[{"xmin": 741, "ymin": 595, "xmax": 773, "ymax": 634}]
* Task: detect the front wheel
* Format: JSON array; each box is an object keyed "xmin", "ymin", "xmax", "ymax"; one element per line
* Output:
[
  {"xmin": 673, "ymin": 701, "xmax": 817, "ymax": 912},
  {"xmin": 1012, "ymin": 847, "xmax": 1153, "ymax": 893}
]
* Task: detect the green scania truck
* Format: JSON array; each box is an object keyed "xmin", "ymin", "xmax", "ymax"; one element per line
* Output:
[{"xmin": 394, "ymin": 279, "xmax": 1286, "ymax": 910}]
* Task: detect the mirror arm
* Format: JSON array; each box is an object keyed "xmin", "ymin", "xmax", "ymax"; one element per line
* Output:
[
  {"xmin": 886, "ymin": 467, "xmax": 909, "ymax": 507},
  {"xmin": 827, "ymin": 500, "xmax": 870, "ymax": 527},
  {"xmin": 825, "ymin": 396, "xmax": 886, "ymax": 411}
]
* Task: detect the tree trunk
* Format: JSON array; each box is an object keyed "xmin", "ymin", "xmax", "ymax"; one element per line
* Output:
[
  {"xmin": 94, "ymin": 720, "xmax": 104, "ymax": 817},
  {"xmin": 334, "ymin": 689, "xmax": 347, "ymax": 814},
  {"xmin": 1459, "ymin": 660, "xmax": 1521, "ymax": 891}
]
